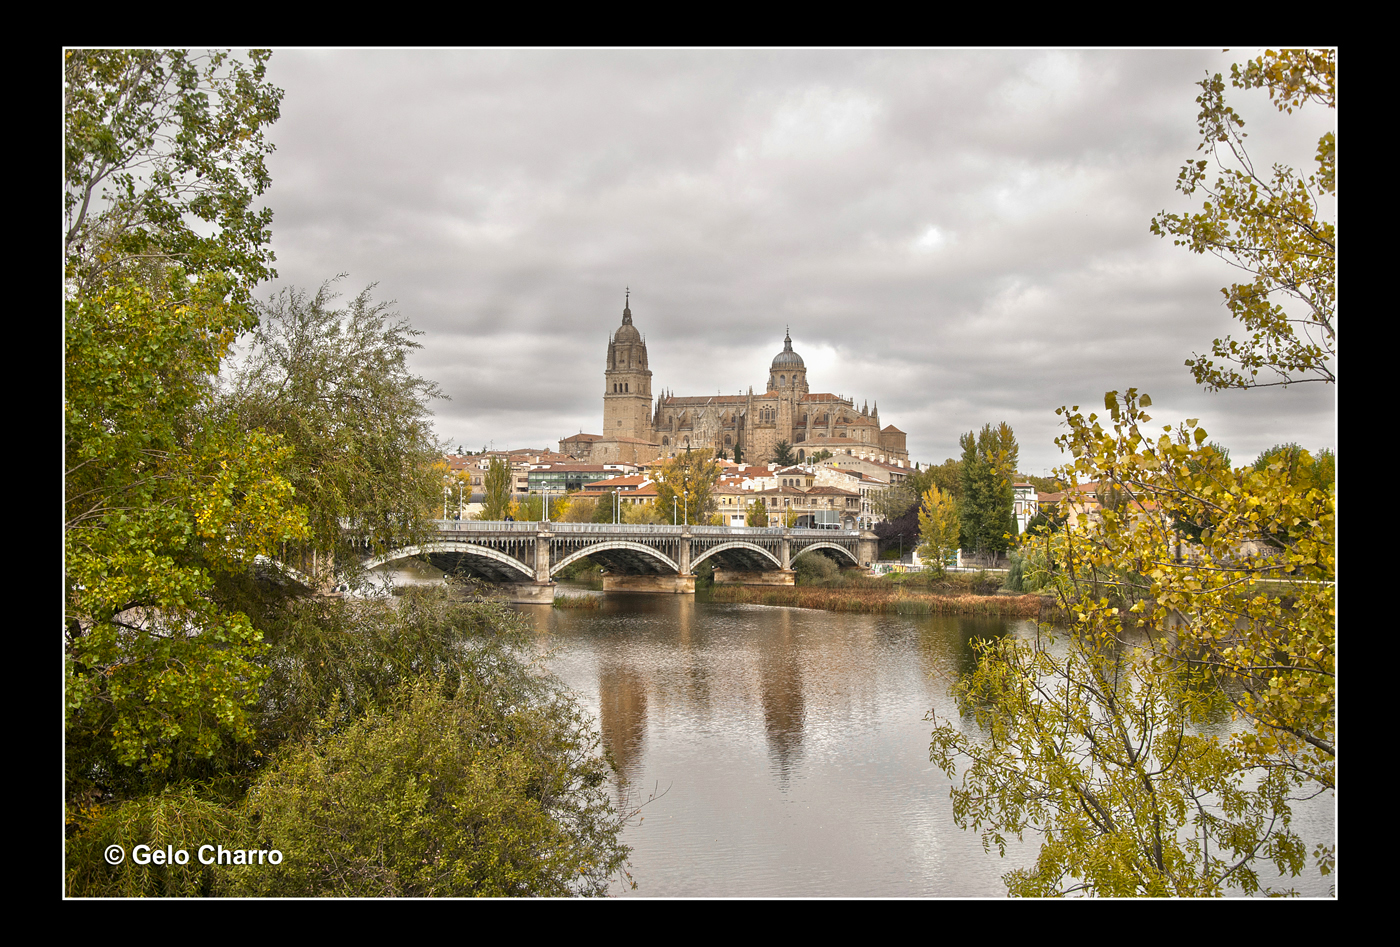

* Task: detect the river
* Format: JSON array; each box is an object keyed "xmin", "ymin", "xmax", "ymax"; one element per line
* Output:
[{"xmin": 376, "ymin": 563, "xmax": 1336, "ymax": 897}]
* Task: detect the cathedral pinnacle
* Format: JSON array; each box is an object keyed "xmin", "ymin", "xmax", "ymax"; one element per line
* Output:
[{"xmin": 622, "ymin": 287, "xmax": 632, "ymax": 325}]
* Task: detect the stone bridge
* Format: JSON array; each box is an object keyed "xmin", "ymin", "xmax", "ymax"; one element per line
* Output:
[{"xmin": 363, "ymin": 521, "xmax": 879, "ymax": 603}]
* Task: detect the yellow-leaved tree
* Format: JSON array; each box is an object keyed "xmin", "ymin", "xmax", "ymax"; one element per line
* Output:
[{"xmin": 930, "ymin": 50, "xmax": 1336, "ymax": 897}]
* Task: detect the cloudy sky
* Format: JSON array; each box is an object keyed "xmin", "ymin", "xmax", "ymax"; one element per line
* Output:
[{"xmin": 257, "ymin": 48, "xmax": 1335, "ymax": 475}]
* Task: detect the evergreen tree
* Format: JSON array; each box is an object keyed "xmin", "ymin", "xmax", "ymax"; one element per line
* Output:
[{"xmin": 958, "ymin": 423, "xmax": 1018, "ymax": 557}]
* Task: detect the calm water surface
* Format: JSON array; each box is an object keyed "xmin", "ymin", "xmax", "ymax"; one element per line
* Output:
[
  {"xmin": 518, "ymin": 591, "xmax": 1035, "ymax": 897},
  {"xmin": 518, "ymin": 590, "xmax": 1335, "ymax": 899},
  {"xmin": 376, "ymin": 564, "xmax": 1334, "ymax": 897}
]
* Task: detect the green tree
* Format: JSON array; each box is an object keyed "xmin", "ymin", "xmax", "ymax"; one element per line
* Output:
[
  {"xmin": 478, "ymin": 456, "xmax": 512, "ymax": 520},
  {"xmin": 746, "ymin": 497, "xmax": 770, "ymax": 527},
  {"xmin": 1151, "ymin": 49, "xmax": 1335, "ymax": 390},
  {"xmin": 1253, "ymin": 443, "xmax": 1335, "ymax": 493},
  {"xmin": 959, "ymin": 423, "xmax": 1018, "ymax": 557},
  {"xmin": 653, "ymin": 449, "xmax": 722, "ymax": 525},
  {"xmin": 930, "ymin": 391, "xmax": 1334, "ymax": 896},
  {"xmin": 772, "ymin": 440, "xmax": 796, "ymax": 466},
  {"xmin": 64, "ymin": 49, "xmax": 304, "ymax": 791},
  {"xmin": 69, "ymin": 592, "xmax": 636, "ymax": 897},
  {"xmin": 220, "ymin": 280, "xmax": 445, "ymax": 577},
  {"xmin": 808, "ymin": 449, "xmax": 833, "ymax": 464},
  {"xmin": 917, "ymin": 484, "xmax": 959, "ymax": 577},
  {"xmin": 65, "ymin": 49, "xmax": 282, "ymax": 305},
  {"xmin": 234, "ymin": 672, "xmax": 630, "ymax": 896},
  {"xmin": 591, "ymin": 489, "xmax": 620, "ymax": 523},
  {"xmin": 873, "ymin": 483, "xmax": 918, "ymax": 522}
]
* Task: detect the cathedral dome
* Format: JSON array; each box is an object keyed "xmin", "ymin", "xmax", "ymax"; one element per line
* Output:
[
  {"xmin": 614, "ymin": 299, "xmax": 641, "ymax": 343},
  {"xmin": 770, "ymin": 329, "xmax": 804, "ymax": 369}
]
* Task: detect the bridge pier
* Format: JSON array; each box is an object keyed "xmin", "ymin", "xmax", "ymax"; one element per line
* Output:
[
  {"xmin": 713, "ymin": 568, "xmax": 795, "ymax": 587},
  {"xmin": 602, "ymin": 573, "xmax": 696, "ymax": 594},
  {"xmin": 490, "ymin": 581, "xmax": 557, "ymax": 605}
]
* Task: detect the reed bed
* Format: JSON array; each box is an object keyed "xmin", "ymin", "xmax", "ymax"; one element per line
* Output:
[
  {"xmin": 709, "ymin": 584, "xmax": 1045, "ymax": 618},
  {"xmin": 552, "ymin": 594, "xmax": 601, "ymax": 609}
]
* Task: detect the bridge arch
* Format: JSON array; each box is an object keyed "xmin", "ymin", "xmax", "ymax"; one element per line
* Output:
[
  {"xmin": 690, "ymin": 541, "xmax": 783, "ymax": 572},
  {"xmin": 365, "ymin": 541, "xmax": 536, "ymax": 580},
  {"xmin": 549, "ymin": 540, "xmax": 679, "ymax": 577},
  {"xmin": 791, "ymin": 542, "xmax": 860, "ymax": 566}
]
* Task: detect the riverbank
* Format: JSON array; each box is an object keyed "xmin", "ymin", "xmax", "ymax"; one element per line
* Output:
[{"xmin": 710, "ymin": 582, "xmax": 1047, "ymax": 617}]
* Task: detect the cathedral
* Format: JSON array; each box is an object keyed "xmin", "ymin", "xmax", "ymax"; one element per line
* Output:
[{"xmin": 561, "ymin": 296, "xmax": 910, "ymax": 468}]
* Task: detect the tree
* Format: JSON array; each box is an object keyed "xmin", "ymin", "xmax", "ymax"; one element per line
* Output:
[
  {"xmin": 622, "ymin": 499, "xmax": 667, "ymax": 525},
  {"xmin": 746, "ymin": 497, "xmax": 770, "ymax": 527},
  {"xmin": 65, "ymin": 49, "xmax": 282, "ymax": 306},
  {"xmin": 1151, "ymin": 49, "xmax": 1335, "ymax": 390},
  {"xmin": 917, "ymin": 485, "xmax": 959, "ymax": 577},
  {"xmin": 873, "ymin": 482, "xmax": 919, "ymax": 522},
  {"xmin": 561, "ymin": 493, "xmax": 597, "ymax": 522},
  {"xmin": 808, "ymin": 449, "xmax": 833, "ymax": 464},
  {"xmin": 930, "ymin": 390, "xmax": 1335, "ymax": 895},
  {"xmin": 478, "ymin": 457, "xmax": 512, "ymax": 520},
  {"xmin": 233, "ymin": 671, "xmax": 630, "ymax": 896},
  {"xmin": 653, "ymin": 449, "xmax": 722, "ymax": 525},
  {"xmin": 1252, "ymin": 443, "xmax": 1335, "ymax": 494},
  {"xmin": 590, "ymin": 489, "xmax": 620, "ymax": 524},
  {"xmin": 220, "ymin": 280, "xmax": 445, "ymax": 576},
  {"xmin": 65, "ymin": 49, "xmax": 304, "ymax": 789},
  {"xmin": 69, "ymin": 592, "xmax": 636, "ymax": 897},
  {"xmin": 958, "ymin": 423, "xmax": 1018, "ymax": 558},
  {"xmin": 772, "ymin": 440, "xmax": 796, "ymax": 466}
]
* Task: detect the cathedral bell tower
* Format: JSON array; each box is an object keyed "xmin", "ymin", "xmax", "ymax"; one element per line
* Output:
[{"xmin": 603, "ymin": 290, "xmax": 653, "ymax": 441}]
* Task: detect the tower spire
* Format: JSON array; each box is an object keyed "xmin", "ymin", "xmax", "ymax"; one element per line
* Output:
[{"xmin": 623, "ymin": 287, "xmax": 632, "ymax": 325}]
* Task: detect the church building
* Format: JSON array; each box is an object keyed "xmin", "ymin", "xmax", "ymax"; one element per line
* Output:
[{"xmin": 560, "ymin": 296, "xmax": 910, "ymax": 468}]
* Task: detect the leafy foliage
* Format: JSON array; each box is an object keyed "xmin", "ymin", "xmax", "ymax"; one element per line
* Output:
[
  {"xmin": 64, "ymin": 49, "xmax": 282, "ymax": 305},
  {"xmin": 478, "ymin": 456, "xmax": 513, "ymax": 520},
  {"xmin": 958, "ymin": 423, "xmax": 1018, "ymax": 557},
  {"xmin": 220, "ymin": 280, "xmax": 445, "ymax": 574},
  {"xmin": 65, "ymin": 784, "xmax": 251, "ymax": 897},
  {"xmin": 65, "ymin": 52, "xmax": 304, "ymax": 787},
  {"xmin": 653, "ymin": 449, "xmax": 723, "ymax": 525},
  {"xmin": 917, "ymin": 484, "xmax": 960, "ymax": 577},
  {"xmin": 930, "ymin": 390, "xmax": 1334, "ymax": 895},
  {"xmin": 234, "ymin": 669, "xmax": 630, "ymax": 897},
  {"xmin": 746, "ymin": 497, "xmax": 770, "ymax": 527},
  {"xmin": 1151, "ymin": 49, "xmax": 1335, "ymax": 390},
  {"xmin": 772, "ymin": 440, "xmax": 796, "ymax": 466},
  {"xmin": 590, "ymin": 489, "xmax": 620, "ymax": 523}
]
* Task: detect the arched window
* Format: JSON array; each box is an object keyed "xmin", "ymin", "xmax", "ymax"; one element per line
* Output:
[{"xmin": 662, "ymin": 436, "xmax": 669, "ymax": 446}]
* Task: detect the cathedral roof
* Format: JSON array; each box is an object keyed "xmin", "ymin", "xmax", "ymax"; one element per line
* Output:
[
  {"xmin": 770, "ymin": 329, "xmax": 804, "ymax": 370},
  {"xmin": 613, "ymin": 293, "xmax": 641, "ymax": 343},
  {"xmin": 662, "ymin": 394, "xmax": 749, "ymax": 405}
]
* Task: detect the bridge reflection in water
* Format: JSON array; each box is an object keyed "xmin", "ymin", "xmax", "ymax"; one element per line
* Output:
[{"xmin": 363, "ymin": 521, "xmax": 880, "ymax": 603}]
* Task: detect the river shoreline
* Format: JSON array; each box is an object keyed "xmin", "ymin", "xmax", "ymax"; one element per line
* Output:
[{"xmin": 708, "ymin": 583, "xmax": 1048, "ymax": 617}]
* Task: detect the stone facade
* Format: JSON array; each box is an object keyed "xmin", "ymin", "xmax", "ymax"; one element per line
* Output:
[{"xmin": 567, "ymin": 299, "xmax": 911, "ymax": 468}]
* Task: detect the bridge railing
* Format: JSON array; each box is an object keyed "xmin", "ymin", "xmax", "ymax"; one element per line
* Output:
[{"xmin": 430, "ymin": 520, "xmax": 858, "ymax": 538}]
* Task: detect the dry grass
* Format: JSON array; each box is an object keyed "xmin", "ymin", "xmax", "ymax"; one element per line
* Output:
[{"xmin": 709, "ymin": 583, "xmax": 1045, "ymax": 618}]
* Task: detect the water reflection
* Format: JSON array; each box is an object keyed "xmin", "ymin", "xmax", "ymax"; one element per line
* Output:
[{"xmin": 524, "ymin": 593, "xmax": 1036, "ymax": 896}]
